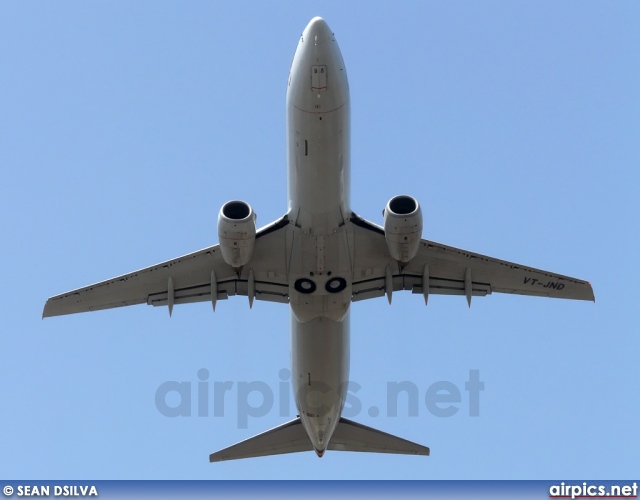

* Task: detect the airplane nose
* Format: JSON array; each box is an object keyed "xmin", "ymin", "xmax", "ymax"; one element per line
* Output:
[{"xmin": 304, "ymin": 16, "xmax": 334, "ymax": 45}]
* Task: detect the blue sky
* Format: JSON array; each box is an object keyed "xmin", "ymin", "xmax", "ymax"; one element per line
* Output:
[{"xmin": 1, "ymin": 1, "xmax": 638, "ymax": 480}]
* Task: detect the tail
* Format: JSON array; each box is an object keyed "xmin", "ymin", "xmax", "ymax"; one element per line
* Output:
[
  {"xmin": 209, "ymin": 417, "xmax": 430, "ymax": 462},
  {"xmin": 330, "ymin": 417, "xmax": 430, "ymax": 456}
]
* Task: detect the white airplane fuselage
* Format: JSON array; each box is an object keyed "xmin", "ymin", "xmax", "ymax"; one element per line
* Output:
[{"xmin": 286, "ymin": 17, "xmax": 351, "ymax": 455}]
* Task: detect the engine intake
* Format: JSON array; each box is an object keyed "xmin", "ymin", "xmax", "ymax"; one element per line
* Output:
[
  {"xmin": 218, "ymin": 200, "xmax": 257, "ymax": 267},
  {"xmin": 383, "ymin": 195, "xmax": 423, "ymax": 263}
]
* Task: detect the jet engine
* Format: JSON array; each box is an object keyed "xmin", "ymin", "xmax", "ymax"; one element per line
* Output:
[
  {"xmin": 217, "ymin": 200, "xmax": 257, "ymax": 268},
  {"xmin": 383, "ymin": 195, "xmax": 423, "ymax": 263}
]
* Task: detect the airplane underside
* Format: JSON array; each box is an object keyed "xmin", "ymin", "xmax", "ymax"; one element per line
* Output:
[{"xmin": 43, "ymin": 17, "xmax": 594, "ymax": 462}]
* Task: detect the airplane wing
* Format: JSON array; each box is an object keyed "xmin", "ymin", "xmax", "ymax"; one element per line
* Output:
[
  {"xmin": 43, "ymin": 216, "xmax": 291, "ymax": 318},
  {"xmin": 349, "ymin": 213, "xmax": 595, "ymax": 305}
]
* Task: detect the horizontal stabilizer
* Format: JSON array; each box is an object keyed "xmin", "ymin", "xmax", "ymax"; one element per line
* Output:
[
  {"xmin": 328, "ymin": 417, "xmax": 430, "ymax": 456},
  {"xmin": 209, "ymin": 418, "xmax": 311, "ymax": 462},
  {"xmin": 209, "ymin": 417, "xmax": 429, "ymax": 462}
]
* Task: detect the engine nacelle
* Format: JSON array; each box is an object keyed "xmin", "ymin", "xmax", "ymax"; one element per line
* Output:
[
  {"xmin": 383, "ymin": 195, "xmax": 423, "ymax": 263},
  {"xmin": 217, "ymin": 200, "xmax": 257, "ymax": 268}
]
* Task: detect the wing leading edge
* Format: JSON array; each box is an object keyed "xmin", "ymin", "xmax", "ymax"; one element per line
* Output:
[
  {"xmin": 43, "ymin": 216, "xmax": 291, "ymax": 318},
  {"xmin": 349, "ymin": 213, "xmax": 594, "ymax": 304}
]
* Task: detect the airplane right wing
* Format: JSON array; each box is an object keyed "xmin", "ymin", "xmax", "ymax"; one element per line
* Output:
[
  {"xmin": 43, "ymin": 216, "xmax": 292, "ymax": 318},
  {"xmin": 349, "ymin": 213, "xmax": 594, "ymax": 304}
]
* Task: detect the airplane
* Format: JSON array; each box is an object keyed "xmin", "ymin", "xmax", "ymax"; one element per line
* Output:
[{"xmin": 43, "ymin": 17, "xmax": 595, "ymax": 461}]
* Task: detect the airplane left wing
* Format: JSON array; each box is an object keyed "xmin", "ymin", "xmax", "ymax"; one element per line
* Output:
[
  {"xmin": 349, "ymin": 213, "xmax": 594, "ymax": 304},
  {"xmin": 43, "ymin": 216, "xmax": 291, "ymax": 318}
]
